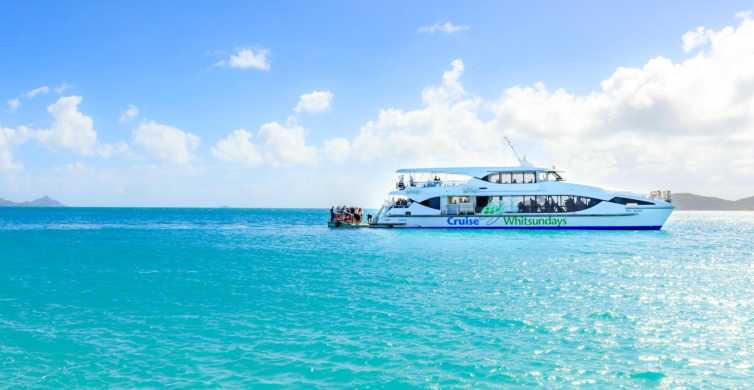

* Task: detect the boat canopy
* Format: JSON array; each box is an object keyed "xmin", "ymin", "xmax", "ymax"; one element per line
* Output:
[{"xmin": 396, "ymin": 166, "xmax": 555, "ymax": 177}]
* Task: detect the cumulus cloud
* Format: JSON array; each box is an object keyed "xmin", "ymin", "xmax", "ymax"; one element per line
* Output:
[
  {"xmin": 0, "ymin": 126, "xmax": 29, "ymax": 171},
  {"xmin": 336, "ymin": 13, "xmax": 754, "ymax": 198},
  {"xmin": 294, "ymin": 90, "xmax": 334, "ymax": 113},
  {"xmin": 216, "ymin": 48, "xmax": 270, "ymax": 71},
  {"xmin": 132, "ymin": 120, "xmax": 200, "ymax": 164},
  {"xmin": 7, "ymin": 98, "xmax": 20, "ymax": 111},
  {"xmin": 212, "ymin": 121, "xmax": 317, "ymax": 166},
  {"xmin": 211, "ymin": 129, "xmax": 263, "ymax": 165},
  {"xmin": 119, "ymin": 104, "xmax": 139, "ymax": 122},
  {"xmin": 682, "ymin": 26, "xmax": 714, "ymax": 52},
  {"xmin": 421, "ymin": 59, "xmax": 465, "ymax": 105},
  {"xmin": 36, "ymin": 96, "xmax": 98, "ymax": 155},
  {"xmin": 418, "ymin": 21, "xmax": 469, "ymax": 34}
]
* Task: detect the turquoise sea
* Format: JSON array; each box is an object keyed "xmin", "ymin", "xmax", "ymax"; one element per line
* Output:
[{"xmin": 1, "ymin": 208, "xmax": 753, "ymax": 388}]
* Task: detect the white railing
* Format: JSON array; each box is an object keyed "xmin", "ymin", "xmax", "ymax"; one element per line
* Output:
[{"xmin": 396, "ymin": 180, "xmax": 468, "ymax": 190}]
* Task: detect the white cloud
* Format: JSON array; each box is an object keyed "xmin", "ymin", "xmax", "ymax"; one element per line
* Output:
[
  {"xmin": 322, "ymin": 137, "xmax": 351, "ymax": 162},
  {"xmin": 421, "ymin": 59, "xmax": 465, "ymax": 105},
  {"xmin": 294, "ymin": 90, "xmax": 334, "ymax": 113},
  {"xmin": 132, "ymin": 120, "xmax": 200, "ymax": 164},
  {"xmin": 211, "ymin": 129, "xmax": 263, "ymax": 165},
  {"xmin": 212, "ymin": 121, "xmax": 317, "ymax": 166},
  {"xmin": 682, "ymin": 26, "xmax": 714, "ymax": 52},
  {"xmin": 0, "ymin": 126, "xmax": 29, "ymax": 171},
  {"xmin": 36, "ymin": 96, "xmax": 98, "ymax": 155},
  {"xmin": 216, "ymin": 48, "xmax": 270, "ymax": 71},
  {"xmin": 7, "ymin": 98, "xmax": 20, "ymax": 111},
  {"xmin": 257, "ymin": 121, "xmax": 317, "ymax": 165},
  {"xmin": 337, "ymin": 14, "xmax": 754, "ymax": 198},
  {"xmin": 25, "ymin": 86, "xmax": 50, "ymax": 98},
  {"xmin": 418, "ymin": 21, "xmax": 469, "ymax": 34},
  {"xmin": 119, "ymin": 104, "xmax": 139, "ymax": 122},
  {"xmin": 5, "ymin": 83, "xmax": 69, "ymax": 113}
]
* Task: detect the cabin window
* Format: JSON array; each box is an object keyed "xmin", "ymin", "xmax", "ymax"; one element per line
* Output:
[
  {"xmin": 419, "ymin": 197, "xmax": 441, "ymax": 210},
  {"xmin": 609, "ymin": 197, "xmax": 654, "ymax": 206},
  {"xmin": 448, "ymin": 196, "xmax": 471, "ymax": 204},
  {"xmin": 482, "ymin": 173, "xmax": 500, "ymax": 183},
  {"xmin": 523, "ymin": 172, "xmax": 536, "ymax": 184},
  {"xmin": 511, "ymin": 172, "xmax": 536, "ymax": 184},
  {"xmin": 483, "ymin": 172, "xmax": 519, "ymax": 184}
]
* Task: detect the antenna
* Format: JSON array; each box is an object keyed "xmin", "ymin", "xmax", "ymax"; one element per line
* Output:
[{"xmin": 504, "ymin": 136, "xmax": 531, "ymax": 167}]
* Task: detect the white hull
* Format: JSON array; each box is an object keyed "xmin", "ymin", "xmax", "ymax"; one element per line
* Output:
[
  {"xmin": 364, "ymin": 164, "xmax": 674, "ymax": 231},
  {"xmin": 377, "ymin": 207, "xmax": 672, "ymax": 230}
]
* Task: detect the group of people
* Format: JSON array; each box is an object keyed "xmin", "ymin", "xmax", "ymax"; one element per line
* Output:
[
  {"xmin": 396, "ymin": 175, "xmax": 442, "ymax": 190},
  {"xmin": 393, "ymin": 198, "xmax": 410, "ymax": 207},
  {"xmin": 516, "ymin": 196, "xmax": 591, "ymax": 213},
  {"xmin": 330, "ymin": 206, "xmax": 363, "ymax": 225}
]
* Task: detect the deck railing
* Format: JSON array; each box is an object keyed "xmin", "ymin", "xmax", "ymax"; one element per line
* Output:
[{"xmin": 396, "ymin": 180, "xmax": 469, "ymax": 190}]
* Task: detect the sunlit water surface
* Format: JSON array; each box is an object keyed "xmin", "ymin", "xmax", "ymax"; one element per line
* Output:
[{"xmin": 1, "ymin": 209, "xmax": 753, "ymax": 388}]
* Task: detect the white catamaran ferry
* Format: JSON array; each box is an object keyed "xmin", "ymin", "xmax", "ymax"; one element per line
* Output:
[{"xmin": 368, "ymin": 165, "xmax": 673, "ymax": 230}]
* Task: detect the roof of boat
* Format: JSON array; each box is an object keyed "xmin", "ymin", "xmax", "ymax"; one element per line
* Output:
[{"xmin": 396, "ymin": 166, "xmax": 555, "ymax": 176}]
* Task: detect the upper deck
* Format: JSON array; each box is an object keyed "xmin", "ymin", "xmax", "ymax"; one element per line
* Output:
[
  {"xmin": 396, "ymin": 166, "xmax": 553, "ymax": 177},
  {"xmin": 394, "ymin": 166, "xmax": 564, "ymax": 192}
]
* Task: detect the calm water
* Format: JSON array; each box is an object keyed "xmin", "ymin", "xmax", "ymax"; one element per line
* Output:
[{"xmin": 1, "ymin": 208, "xmax": 753, "ymax": 388}]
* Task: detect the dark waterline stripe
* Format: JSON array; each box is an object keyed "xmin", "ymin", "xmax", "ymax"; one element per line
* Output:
[{"xmin": 403, "ymin": 226, "xmax": 663, "ymax": 230}]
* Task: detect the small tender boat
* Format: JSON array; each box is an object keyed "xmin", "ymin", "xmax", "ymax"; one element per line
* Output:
[{"xmin": 328, "ymin": 206, "xmax": 366, "ymax": 228}]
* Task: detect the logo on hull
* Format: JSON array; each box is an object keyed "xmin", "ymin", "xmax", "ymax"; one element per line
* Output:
[
  {"xmin": 501, "ymin": 216, "xmax": 567, "ymax": 227},
  {"xmin": 446, "ymin": 216, "xmax": 568, "ymax": 227},
  {"xmin": 446, "ymin": 216, "xmax": 480, "ymax": 226}
]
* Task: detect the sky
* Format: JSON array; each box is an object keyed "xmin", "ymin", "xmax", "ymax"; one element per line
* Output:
[{"xmin": 1, "ymin": 1, "xmax": 753, "ymax": 207}]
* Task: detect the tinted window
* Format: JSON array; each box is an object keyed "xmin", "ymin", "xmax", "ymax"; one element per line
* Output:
[
  {"xmin": 470, "ymin": 195, "xmax": 602, "ymax": 214},
  {"xmin": 419, "ymin": 197, "xmax": 441, "ymax": 210},
  {"xmin": 609, "ymin": 197, "xmax": 654, "ymax": 206},
  {"xmin": 482, "ymin": 173, "xmax": 500, "ymax": 183}
]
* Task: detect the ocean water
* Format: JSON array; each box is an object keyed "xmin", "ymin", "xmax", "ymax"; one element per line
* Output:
[{"xmin": 1, "ymin": 208, "xmax": 753, "ymax": 388}]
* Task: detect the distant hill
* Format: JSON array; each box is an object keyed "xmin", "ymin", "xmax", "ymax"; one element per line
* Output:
[
  {"xmin": 673, "ymin": 193, "xmax": 754, "ymax": 210},
  {"xmin": 0, "ymin": 196, "xmax": 65, "ymax": 207}
]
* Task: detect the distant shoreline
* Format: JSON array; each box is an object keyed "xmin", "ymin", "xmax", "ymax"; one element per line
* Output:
[{"xmin": 672, "ymin": 193, "xmax": 754, "ymax": 211}]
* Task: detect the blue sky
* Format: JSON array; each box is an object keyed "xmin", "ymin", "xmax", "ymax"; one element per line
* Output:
[{"xmin": 2, "ymin": 1, "xmax": 754, "ymax": 206}]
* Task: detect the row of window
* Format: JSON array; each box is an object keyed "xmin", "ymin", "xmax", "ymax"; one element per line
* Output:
[
  {"xmin": 418, "ymin": 195, "xmax": 601, "ymax": 213},
  {"xmin": 481, "ymin": 171, "xmax": 562, "ymax": 184},
  {"xmin": 477, "ymin": 195, "xmax": 601, "ymax": 213},
  {"xmin": 415, "ymin": 195, "xmax": 652, "ymax": 214}
]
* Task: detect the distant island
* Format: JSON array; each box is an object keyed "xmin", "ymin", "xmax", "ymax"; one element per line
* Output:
[
  {"xmin": 0, "ymin": 196, "xmax": 65, "ymax": 207},
  {"xmin": 0, "ymin": 194, "xmax": 751, "ymax": 210},
  {"xmin": 672, "ymin": 193, "xmax": 754, "ymax": 210}
]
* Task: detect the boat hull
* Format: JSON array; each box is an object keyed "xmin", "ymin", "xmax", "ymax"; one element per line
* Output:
[{"xmin": 376, "ymin": 207, "xmax": 673, "ymax": 230}]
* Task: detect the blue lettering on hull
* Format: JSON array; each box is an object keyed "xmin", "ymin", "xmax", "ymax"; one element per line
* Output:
[{"xmin": 446, "ymin": 216, "xmax": 480, "ymax": 226}]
